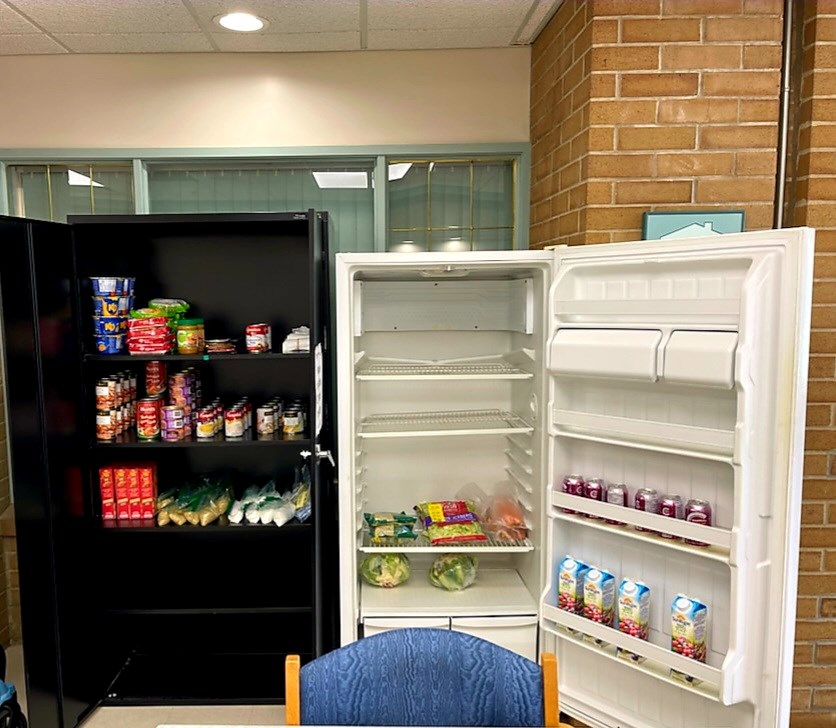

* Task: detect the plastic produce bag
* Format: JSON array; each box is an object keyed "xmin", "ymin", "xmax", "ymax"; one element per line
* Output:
[
  {"xmin": 429, "ymin": 553, "xmax": 478, "ymax": 591},
  {"xmin": 414, "ymin": 500, "xmax": 488, "ymax": 545},
  {"xmin": 457, "ymin": 482, "xmax": 528, "ymax": 542},
  {"xmin": 364, "ymin": 512, "xmax": 418, "ymax": 542},
  {"xmin": 360, "ymin": 553, "xmax": 411, "ymax": 588},
  {"xmin": 290, "ymin": 465, "xmax": 311, "ymax": 523}
]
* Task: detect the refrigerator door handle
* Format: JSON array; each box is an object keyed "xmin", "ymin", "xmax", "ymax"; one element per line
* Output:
[{"xmin": 302, "ymin": 445, "xmax": 335, "ymax": 468}]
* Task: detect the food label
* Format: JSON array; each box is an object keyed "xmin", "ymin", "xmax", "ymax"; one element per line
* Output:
[
  {"xmin": 128, "ymin": 468, "xmax": 142, "ymax": 519},
  {"xmin": 557, "ymin": 556, "xmax": 590, "ymax": 615},
  {"xmin": 617, "ymin": 579, "xmax": 651, "ymax": 663},
  {"xmin": 99, "ymin": 467, "xmax": 116, "ymax": 520},
  {"xmin": 671, "ymin": 594, "xmax": 708, "ymax": 684},
  {"xmin": 114, "ymin": 468, "xmax": 130, "ymax": 520},
  {"xmin": 583, "ymin": 568, "xmax": 616, "ymax": 625}
]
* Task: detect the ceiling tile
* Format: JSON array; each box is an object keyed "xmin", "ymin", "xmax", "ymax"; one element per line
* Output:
[
  {"xmin": 6, "ymin": 0, "xmax": 200, "ymax": 34},
  {"xmin": 211, "ymin": 30, "xmax": 360, "ymax": 52},
  {"xmin": 0, "ymin": 1, "xmax": 41, "ymax": 33},
  {"xmin": 56, "ymin": 32, "xmax": 213, "ymax": 53},
  {"xmin": 193, "ymin": 1, "xmax": 360, "ymax": 34},
  {"xmin": 0, "ymin": 32, "xmax": 67, "ymax": 54},
  {"xmin": 368, "ymin": 0, "xmax": 533, "ymax": 30},
  {"xmin": 367, "ymin": 26, "xmax": 518, "ymax": 50}
]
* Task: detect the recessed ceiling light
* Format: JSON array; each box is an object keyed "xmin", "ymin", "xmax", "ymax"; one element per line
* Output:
[
  {"xmin": 216, "ymin": 12, "xmax": 266, "ymax": 32},
  {"xmin": 312, "ymin": 171, "xmax": 369, "ymax": 189},
  {"xmin": 68, "ymin": 170, "xmax": 103, "ymax": 188},
  {"xmin": 388, "ymin": 163, "xmax": 413, "ymax": 181}
]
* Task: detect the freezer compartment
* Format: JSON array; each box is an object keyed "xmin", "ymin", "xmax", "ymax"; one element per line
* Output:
[
  {"xmin": 363, "ymin": 617, "xmax": 450, "ymax": 637},
  {"xmin": 451, "ymin": 616, "xmax": 538, "ymax": 662},
  {"xmin": 543, "ymin": 518, "xmax": 749, "ymax": 706}
]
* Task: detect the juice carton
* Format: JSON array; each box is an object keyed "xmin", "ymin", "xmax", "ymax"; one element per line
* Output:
[
  {"xmin": 583, "ymin": 567, "xmax": 616, "ymax": 646},
  {"xmin": 617, "ymin": 579, "xmax": 651, "ymax": 663},
  {"xmin": 114, "ymin": 467, "xmax": 130, "ymax": 520},
  {"xmin": 670, "ymin": 594, "xmax": 708, "ymax": 685},
  {"xmin": 99, "ymin": 467, "xmax": 116, "ymax": 521},
  {"xmin": 557, "ymin": 556, "xmax": 589, "ymax": 615},
  {"xmin": 138, "ymin": 463, "xmax": 157, "ymax": 519},
  {"xmin": 127, "ymin": 467, "xmax": 142, "ymax": 520}
]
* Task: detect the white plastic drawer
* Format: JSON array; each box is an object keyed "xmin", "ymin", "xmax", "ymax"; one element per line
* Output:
[
  {"xmin": 663, "ymin": 331, "xmax": 738, "ymax": 388},
  {"xmin": 362, "ymin": 617, "xmax": 450, "ymax": 637},
  {"xmin": 549, "ymin": 329, "xmax": 662, "ymax": 381},
  {"xmin": 450, "ymin": 616, "xmax": 538, "ymax": 661}
]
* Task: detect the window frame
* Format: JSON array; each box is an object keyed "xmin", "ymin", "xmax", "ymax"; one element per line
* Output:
[{"xmin": 0, "ymin": 145, "xmax": 530, "ymax": 250}]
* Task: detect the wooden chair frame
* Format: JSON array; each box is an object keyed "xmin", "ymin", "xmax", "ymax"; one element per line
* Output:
[{"xmin": 285, "ymin": 651, "xmax": 570, "ymax": 727}]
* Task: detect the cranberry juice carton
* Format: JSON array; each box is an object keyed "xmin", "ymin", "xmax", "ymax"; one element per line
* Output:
[
  {"xmin": 557, "ymin": 556, "xmax": 590, "ymax": 616},
  {"xmin": 670, "ymin": 594, "xmax": 708, "ymax": 685},
  {"xmin": 617, "ymin": 579, "xmax": 651, "ymax": 663},
  {"xmin": 114, "ymin": 467, "xmax": 130, "ymax": 520},
  {"xmin": 99, "ymin": 467, "xmax": 116, "ymax": 521},
  {"xmin": 583, "ymin": 567, "xmax": 616, "ymax": 646}
]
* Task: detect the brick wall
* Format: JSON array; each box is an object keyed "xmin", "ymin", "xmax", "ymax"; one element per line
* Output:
[
  {"xmin": 530, "ymin": 0, "xmax": 783, "ymax": 249},
  {"xmin": 786, "ymin": 0, "xmax": 836, "ymax": 724},
  {"xmin": 531, "ymin": 0, "xmax": 836, "ymax": 725}
]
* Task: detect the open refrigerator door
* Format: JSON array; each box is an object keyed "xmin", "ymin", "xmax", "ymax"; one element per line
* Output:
[{"xmin": 541, "ymin": 229, "xmax": 814, "ymax": 728}]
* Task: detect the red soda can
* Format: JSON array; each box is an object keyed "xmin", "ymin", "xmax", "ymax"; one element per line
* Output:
[
  {"xmin": 583, "ymin": 478, "xmax": 606, "ymax": 519},
  {"xmin": 659, "ymin": 494, "xmax": 684, "ymax": 539},
  {"xmin": 605, "ymin": 483, "xmax": 628, "ymax": 525},
  {"xmin": 634, "ymin": 488, "xmax": 660, "ymax": 532},
  {"xmin": 561, "ymin": 474, "xmax": 585, "ymax": 514},
  {"xmin": 684, "ymin": 499, "xmax": 712, "ymax": 547},
  {"xmin": 146, "ymin": 361, "xmax": 167, "ymax": 397}
]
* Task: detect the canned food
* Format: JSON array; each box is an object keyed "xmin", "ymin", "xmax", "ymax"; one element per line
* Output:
[
  {"xmin": 605, "ymin": 483, "xmax": 629, "ymax": 526},
  {"xmin": 225, "ymin": 408, "xmax": 244, "ymax": 438},
  {"xmin": 283, "ymin": 408, "xmax": 304, "ymax": 435},
  {"xmin": 95, "ymin": 378, "xmax": 113, "ymax": 411},
  {"xmin": 659, "ymin": 495, "xmax": 684, "ymax": 540},
  {"xmin": 146, "ymin": 361, "xmax": 167, "ymax": 396},
  {"xmin": 196, "ymin": 408, "xmax": 216, "ymax": 439},
  {"xmin": 136, "ymin": 398, "xmax": 160, "ymax": 440},
  {"xmin": 129, "ymin": 372, "xmax": 137, "ymax": 401},
  {"xmin": 96, "ymin": 411, "xmax": 114, "ymax": 440},
  {"xmin": 684, "ymin": 499, "xmax": 712, "ymax": 547},
  {"xmin": 161, "ymin": 406, "xmax": 185, "ymax": 429},
  {"xmin": 246, "ymin": 323, "xmax": 272, "ymax": 354},
  {"xmin": 162, "ymin": 425, "xmax": 182, "ymax": 442},
  {"xmin": 257, "ymin": 406, "xmax": 275, "ymax": 435}
]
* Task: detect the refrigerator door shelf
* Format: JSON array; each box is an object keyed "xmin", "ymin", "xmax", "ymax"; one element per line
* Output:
[
  {"xmin": 541, "ymin": 605, "xmax": 722, "ymax": 703},
  {"xmin": 550, "ymin": 329, "xmax": 663, "ymax": 382}
]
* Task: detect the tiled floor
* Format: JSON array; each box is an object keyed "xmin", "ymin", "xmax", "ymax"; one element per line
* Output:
[{"xmin": 79, "ymin": 705, "xmax": 285, "ymax": 727}]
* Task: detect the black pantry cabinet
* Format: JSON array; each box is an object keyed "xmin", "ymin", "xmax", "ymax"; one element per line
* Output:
[{"xmin": 0, "ymin": 212, "xmax": 337, "ymax": 728}]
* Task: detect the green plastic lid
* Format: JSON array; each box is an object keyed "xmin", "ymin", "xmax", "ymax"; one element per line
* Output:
[{"xmin": 177, "ymin": 318, "xmax": 203, "ymax": 326}]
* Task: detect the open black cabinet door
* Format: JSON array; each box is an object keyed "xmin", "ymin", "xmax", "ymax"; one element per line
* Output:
[{"xmin": 0, "ymin": 216, "xmax": 79, "ymax": 728}]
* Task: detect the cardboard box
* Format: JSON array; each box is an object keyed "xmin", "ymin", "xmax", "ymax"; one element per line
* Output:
[
  {"xmin": 114, "ymin": 467, "xmax": 130, "ymax": 520},
  {"xmin": 99, "ymin": 467, "xmax": 116, "ymax": 521}
]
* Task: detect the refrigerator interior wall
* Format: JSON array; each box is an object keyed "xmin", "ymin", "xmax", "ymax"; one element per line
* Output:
[
  {"xmin": 541, "ymin": 236, "xmax": 811, "ymax": 728},
  {"xmin": 340, "ymin": 260, "xmax": 551, "ymax": 653}
]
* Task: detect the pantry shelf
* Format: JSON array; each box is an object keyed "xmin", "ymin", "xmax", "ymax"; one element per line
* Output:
[
  {"xmin": 550, "ymin": 491, "xmax": 731, "ymax": 560},
  {"xmin": 361, "ymin": 568, "xmax": 537, "ymax": 618},
  {"xmin": 96, "ymin": 521, "xmax": 312, "ymax": 534},
  {"xmin": 541, "ymin": 604, "xmax": 723, "ymax": 703},
  {"xmin": 84, "ymin": 352, "xmax": 309, "ymax": 362},
  {"xmin": 359, "ymin": 533, "xmax": 534, "ymax": 553},
  {"xmin": 358, "ymin": 409, "xmax": 533, "ymax": 439},
  {"xmin": 91, "ymin": 431, "xmax": 310, "ymax": 448}
]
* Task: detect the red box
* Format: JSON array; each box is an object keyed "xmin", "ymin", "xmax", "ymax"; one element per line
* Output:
[
  {"xmin": 99, "ymin": 467, "xmax": 116, "ymax": 521},
  {"xmin": 138, "ymin": 464, "xmax": 157, "ymax": 519},
  {"xmin": 128, "ymin": 467, "xmax": 142, "ymax": 520},
  {"xmin": 114, "ymin": 467, "xmax": 130, "ymax": 520}
]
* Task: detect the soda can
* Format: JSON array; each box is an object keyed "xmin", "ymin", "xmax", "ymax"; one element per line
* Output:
[
  {"xmin": 146, "ymin": 360, "xmax": 167, "ymax": 396},
  {"xmin": 583, "ymin": 478, "xmax": 606, "ymax": 519},
  {"xmin": 684, "ymin": 499, "xmax": 712, "ymax": 547},
  {"xmin": 561, "ymin": 474, "xmax": 585, "ymax": 514},
  {"xmin": 605, "ymin": 483, "xmax": 629, "ymax": 526},
  {"xmin": 659, "ymin": 494, "xmax": 684, "ymax": 539},
  {"xmin": 634, "ymin": 488, "xmax": 660, "ymax": 533}
]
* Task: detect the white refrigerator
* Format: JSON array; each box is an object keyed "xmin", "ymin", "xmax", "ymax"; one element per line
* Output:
[{"xmin": 335, "ymin": 228, "xmax": 814, "ymax": 728}]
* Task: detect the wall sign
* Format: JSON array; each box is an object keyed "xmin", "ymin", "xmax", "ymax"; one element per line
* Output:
[{"xmin": 642, "ymin": 210, "xmax": 746, "ymax": 240}]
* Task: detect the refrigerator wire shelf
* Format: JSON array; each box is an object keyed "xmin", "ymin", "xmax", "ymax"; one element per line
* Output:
[
  {"xmin": 358, "ymin": 409, "xmax": 534, "ymax": 438},
  {"xmin": 359, "ymin": 532, "xmax": 534, "ymax": 553},
  {"xmin": 356, "ymin": 361, "xmax": 533, "ymax": 380}
]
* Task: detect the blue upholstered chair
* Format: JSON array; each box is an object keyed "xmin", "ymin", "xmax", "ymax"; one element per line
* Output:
[{"xmin": 285, "ymin": 628, "xmax": 569, "ymax": 727}]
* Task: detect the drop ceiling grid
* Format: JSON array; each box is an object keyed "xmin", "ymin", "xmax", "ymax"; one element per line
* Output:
[{"xmin": 0, "ymin": 0, "xmax": 561, "ymax": 55}]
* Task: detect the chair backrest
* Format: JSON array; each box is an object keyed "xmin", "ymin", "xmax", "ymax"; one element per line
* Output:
[{"xmin": 299, "ymin": 628, "xmax": 545, "ymax": 726}]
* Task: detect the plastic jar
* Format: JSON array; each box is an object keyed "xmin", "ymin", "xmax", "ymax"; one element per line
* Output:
[{"xmin": 176, "ymin": 318, "xmax": 204, "ymax": 355}]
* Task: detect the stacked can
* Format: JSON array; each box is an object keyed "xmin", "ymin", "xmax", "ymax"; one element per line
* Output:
[
  {"xmin": 283, "ymin": 397, "xmax": 307, "ymax": 436},
  {"xmin": 167, "ymin": 368, "xmax": 201, "ymax": 438},
  {"xmin": 256, "ymin": 397, "xmax": 285, "ymax": 436},
  {"xmin": 161, "ymin": 405, "xmax": 185, "ymax": 441},
  {"xmin": 95, "ymin": 371, "xmax": 137, "ymax": 440},
  {"xmin": 196, "ymin": 399, "xmax": 224, "ymax": 439},
  {"xmin": 145, "ymin": 361, "xmax": 167, "ymax": 397}
]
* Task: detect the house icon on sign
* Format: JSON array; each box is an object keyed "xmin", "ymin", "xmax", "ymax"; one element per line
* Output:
[{"xmin": 660, "ymin": 221, "xmax": 723, "ymax": 239}]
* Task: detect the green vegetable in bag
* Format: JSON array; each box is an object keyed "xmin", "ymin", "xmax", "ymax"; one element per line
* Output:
[
  {"xmin": 429, "ymin": 553, "xmax": 478, "ymax": 591},
  {"xmin": 360, "ymin": 553, "xmax": 411, "ymax": 588}
]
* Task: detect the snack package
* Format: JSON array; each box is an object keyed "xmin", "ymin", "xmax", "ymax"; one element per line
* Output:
[
  {"xmin": 290, "ymin": 465, "xmax": 312, "ymax": 523},
  {"xmin": 414, "ymin": 500, "xmax": 488, "ymax": 545},
  {"xmin": 364, "ymin": 512, "xmax": 418, "ymax": 541},
  {"xmin": 360, "ymin": 553, "xmax": 410, "ymax": 588},
  {"xmin": 429, "ymin": 553, "xmax": 478, "ymax": 591}
]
